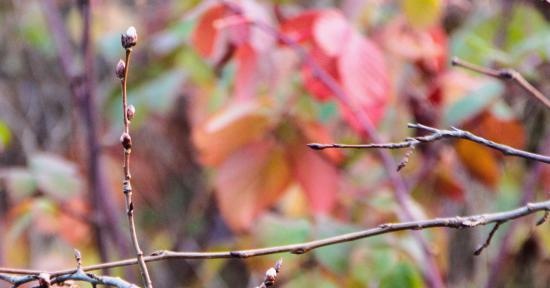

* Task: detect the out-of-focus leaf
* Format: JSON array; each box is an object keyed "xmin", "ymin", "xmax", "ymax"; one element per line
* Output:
[
  {"xmin": 433, "ymin": 150, "xmax": 464, "ymax": 201},
  {"xmin": 338, "ymin": 29, "xmax": 389, "ymax": 129},
  {"xmin": 383, "ymin": 20, "xmax": 448, "ymax": 74},
  {"xmin": 444, "ymin": 79, "xmax": 503, "ymax": 126},
  {"xmin": 313, "ymin": 10, "xmax": 351, "ymax": 57},
  {"xmin": 284, "ymin": 269, "xmax": 339, "ymax": 288},
  {"xmin": 57, "ymin": 197, "xmax": 90, "ymax": 246},
  {"xmin": 254, "ymin": 213, "xmax": 311, "ymax": 246},
  {"xmin": 451, "ymin": 5, "xmax": 547, "ymax": 65},
  {"xmin": 18, "ymin": 3, "xmax": 54, "ymax": 56},
  {"xmin": 301, "ymin": 45, "xmax": 339, "ymax": 101},
  {"xmin": 289, "ymin": 144, "xmax": 340, "ymax": 214},
  {"xmin": 128, "ymin": 69, "xmax": 187, "ymax": 118},
  {"xmin": 214, "ymin": 140, "xmax": 291, "ymax": 231},
  {"xmin": 279, "ymin": 10, "xmax": 320, "ymax": 44},
  {"xmin": 151, "ymin": 21, "xmax": 194, "ymax": 56},
  {"xmin": 380, "ymin": 262, "xmax": 424, "ymax": 288},
  {"xmin": 0, "ymin": 121, "xmax": 11, "ymax": 151},
  {"xmin": 191, "ymin": 4, "xmax": 226, "ymax": 59},
  {"xmin": 30, "ymin": 154, "xmax": 83, "ymax": 199},
  {"xmin": 313, "ymin": 216, "xmax": 356, "ymax": 274},
  {"xmin": 234, "ymin": 43, "xmax": 258, "ymax": 100},
  {"xmin": 1, "ymin": 168, "xmax": 37, "ymax": 201},
  {"xmin": 350, "ymin": 247, "xmax": 398, "ymax": 286},
  {"xmin": 194, "ymin": 100, "xmax": 272, "ymax": 165},
  {"xmin": 402, "ymin": 0, "xmax": 442, "ymax": 29},
  {"xmin": 456, "ymin": 140, "xmax": 499, "ymax": 187}
]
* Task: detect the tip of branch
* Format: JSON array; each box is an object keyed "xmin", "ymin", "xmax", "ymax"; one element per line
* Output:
[
  {"xmin": 307, "ymin": 143, "xmax": 326, "ymax": 150},
  {"xmin": 451, "ymin": 56, "xmax": 460, "ymax": 66}
]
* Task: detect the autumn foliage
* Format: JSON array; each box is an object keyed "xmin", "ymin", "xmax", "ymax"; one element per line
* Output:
[{"xmin": 0, "ymin": 1, "xmax": 549, "ymax": 287}]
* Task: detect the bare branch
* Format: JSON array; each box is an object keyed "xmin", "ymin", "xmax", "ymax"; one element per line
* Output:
[
  {"xmin": 2, "ymin": 200, "xmax": 549, "ymax": 279},
  {"xmin": 118, "ymin": 27, "xmax": 153, "ymax": 288},
  {"xmin": 451, "ymin": 57, "xmax": 550, "ymax": 110},
  {"xmin": 309, "ymin": 123, "xmax": 550, "ymax": 164}
]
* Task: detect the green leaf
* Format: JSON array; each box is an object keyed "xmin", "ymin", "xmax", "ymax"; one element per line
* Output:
[
  {"xmin": 284, "ymin": 270, "xmax": 339, "ymax": 288},
  {"xmin": 380, "ymin": 262, "xmax": 424, "ymax": 288},
  {"xmin": 444, "ymin": 79, "xmax": 504, "ymax": 126},
  {"xmin": 1, "ymin": 169, "xmax": 37, "ymax": 201},
  {"xmin": 0, "ymin": 121, "xmax": 11, "ymax": 150},
  {"xmin": 30, "ymin": 153, "xmax": 83, "ymax": 199},
  {"xmin": 255, "ymin": 214, "xmax": 311, "ymax": 246},
  {"xmin": 313, "ymin": 216, "xmax": 357, "ymax": 274}
]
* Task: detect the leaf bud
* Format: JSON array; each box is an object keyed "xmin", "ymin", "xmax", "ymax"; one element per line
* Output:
[
  {"xmin": 120, "ymin": 132, "xmax": 132, "ymax": 150},
  {"xmin": 126, "ymin": 105, "xmax": 136, "ymax": 121},
  {"xmin": 115, "ymin": 59, "xmax": 126, "ymax": 79},
  {"xmin": 121, "ymin": 26, "xmax": 138, "ymax": 49}
]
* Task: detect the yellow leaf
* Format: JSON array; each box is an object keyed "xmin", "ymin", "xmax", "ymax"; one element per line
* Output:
[{"xmin": 402, "ymin": 0, "xmax": 442, "ymax": 28}]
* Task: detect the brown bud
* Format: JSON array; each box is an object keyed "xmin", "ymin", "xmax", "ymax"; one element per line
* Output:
[
  {"xmin": 115, "ymin": 59, "xmax": 126, "ymax": 79},
  {"xmin": 120, "ymin": 132, "xmax": 132, "ymax": 150},
  {"xmin": 121, "ymin": 26, "xmax": 138, "ymax": 49},
  {"xmin": 127, "ymin": 105, "xmax": 136, "ymax": 121}
]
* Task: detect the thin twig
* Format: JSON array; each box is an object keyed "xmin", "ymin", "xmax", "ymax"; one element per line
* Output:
[
  {"xmin": 119, "ymin": 28, "xmax": 153, "ymax": 288},
  {"xmin": 536, "ymin": 211, "xmax": 549, "ymax": 226},
  {"xmin": 1, "ymin": 200, "xmax": 549, "ymax": 278},
  {"xmin": 451, "ymin": 57, "xmax": 550, "ymax": 110},
  {"xmin": 473, "ymin": 221, "xmax": 502, "ymax": 256},
  {"xmin": 309, "ymin": 123, "xmax": 550, "ymax": 164}
]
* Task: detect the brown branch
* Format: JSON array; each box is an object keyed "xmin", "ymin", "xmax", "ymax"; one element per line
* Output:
[
  {"xmin": 1, "ymin": 200, "xmax": 549, "ymax": 278},
  {"xmin": 118, "ymin": 27, "xmax": 153, "ymax": 288},
  {"xmin": 451, "ymin": 57, "xmax": 550, "ymax": 110},
  {"xmin": 473, "ymin": 222, "xmax": 502, "ymax": 256},
  {"xmin": 309, "ymin": 123, "xmax": 550, "ymax": 164}
]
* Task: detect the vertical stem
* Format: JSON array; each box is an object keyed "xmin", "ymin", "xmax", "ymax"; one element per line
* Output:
[{"xmin": 120, "ymin": 48, "xmax": 153, "ymax": 288}]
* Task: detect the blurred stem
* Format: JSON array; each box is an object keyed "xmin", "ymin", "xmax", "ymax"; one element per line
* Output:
[{"xmin": 41, "ymin": 0, "xmax": 129, "ymax": 265}]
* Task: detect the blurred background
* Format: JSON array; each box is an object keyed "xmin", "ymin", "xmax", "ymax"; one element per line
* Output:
[{"xmin": 0, "ymin": 0, "xmax": 549, "ymax": 287}]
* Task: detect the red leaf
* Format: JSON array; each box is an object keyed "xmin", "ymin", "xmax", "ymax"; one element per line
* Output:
[
  {"xmin": 191, "ymin": 4, "xmax": 226, "ymax": 58},
  {"xmin": 215, "ymin": 140, "xmax": 291, "ymax": 232},
  {"xmin": 234, "ymin": 43, "xmax": 258, "ymax": 100},
  {"xmin": 300, "ymin": 45, "xmax": 339, "ymax": 101},
  {"xmin": 313, "ymin": 10, "xmax": 351, "ymax": 57},
  {"xmin": 279, "ymin": 10, "xmax": 321, "ymax": 44},
  {"xmin": 337, "ymin": 31, "xmax": 389, "ymax": 129}
]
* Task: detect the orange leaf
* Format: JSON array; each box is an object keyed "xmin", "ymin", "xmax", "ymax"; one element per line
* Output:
[
  {"xmin": 288, "ymin": 134, "xmax": 340, "ymax": 214},
  {"xmin": 215, "ymin": 140, "xmax": 291, "ymax": 232},
  {"xmin": 455, "ymin": 139, "xmax": 500, "ymax": 187},
  {"xmin": 191, "ymin": 4, "xmax": 226, "ymax": 58},
  {"xmin": 193, "ymin": 100, "xmax": 271, "ymax": 166}
]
